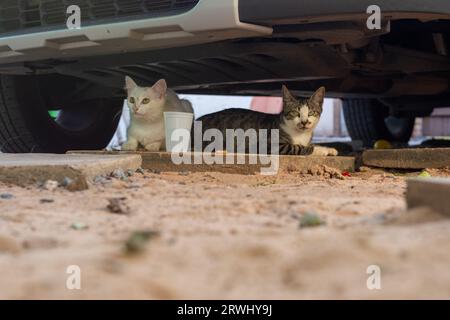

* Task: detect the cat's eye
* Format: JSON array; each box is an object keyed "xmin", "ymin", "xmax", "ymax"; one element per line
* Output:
[
  {"xmin": 129, "ymin": 97, "xmax": 135, "ymax": 104},
  {"xmin": 142, "ymin": 98, "xmax": 150, "ymax": 104}
]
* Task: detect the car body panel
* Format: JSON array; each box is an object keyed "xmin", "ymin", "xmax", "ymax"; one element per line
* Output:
[
  {"xmin": 0, "ymin": 0, "xmax": 448, "ymax": 101},
  {"xmin": 239, "ymin": 0, "xmax": 450, "ymax": 25}
]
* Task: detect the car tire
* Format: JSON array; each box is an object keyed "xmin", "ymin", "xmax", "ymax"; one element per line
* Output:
[
  {"xmin": 0, "ymin": 75, "xmax": 123, "ymax": 153},
  {"xmin": 342, "ymin": 98, "xmax": 416, "ymax": 147}
]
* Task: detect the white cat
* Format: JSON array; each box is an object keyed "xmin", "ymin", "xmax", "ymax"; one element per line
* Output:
[{"xmin": 122, "ymin": 77, "xmax": 193, "ymax": 151}]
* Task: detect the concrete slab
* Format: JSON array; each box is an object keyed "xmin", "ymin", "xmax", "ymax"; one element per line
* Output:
[
  {"xmin": 68, "ymin": 151, "xmax": 355, "ymax": 174},
  {"xmin": 0, "ymin": 153, "xmax": 142, "ymax": 190},
  {"xmin": 363, "ymin": 148, "xmax": 450, "ymax": 169},
  {"xmin": 407, "ymin": 178, "xmax": 450, "ymax": 216}
]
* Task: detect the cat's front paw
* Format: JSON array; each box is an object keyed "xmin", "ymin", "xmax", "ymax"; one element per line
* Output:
[
  {"xmin": 145, "ymin": 142, "xmax": 162, "ymax": 152},
  {"xmin": 121, "ymin": 140, "xmax": 138, "ymax": 151},
  {"xmin": 326, "ymin": 147, "xmax": 339, "ymax": 156},
  {"xmin": 312, "ymin": 146, "xmax": 339, "ymax": 156}
]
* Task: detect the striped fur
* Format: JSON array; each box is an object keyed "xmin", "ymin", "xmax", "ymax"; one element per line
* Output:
[{"xmin": 195, "ymin": 86, "xmax": 326, "ymax": 155}]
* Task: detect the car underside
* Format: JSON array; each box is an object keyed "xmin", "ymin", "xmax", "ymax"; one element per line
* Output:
[{"xmin": 0, "ymin": 0, "xmax": 449, "ymax": 152}]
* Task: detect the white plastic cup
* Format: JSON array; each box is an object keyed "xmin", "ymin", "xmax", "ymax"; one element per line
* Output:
[{"xmin": 164, "ymin": 112, "xmax": 194, "ymax": 153}]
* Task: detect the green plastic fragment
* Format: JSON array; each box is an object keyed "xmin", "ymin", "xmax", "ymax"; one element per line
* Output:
[
  {"xmin": 418, "ymin": 171, "xmax": 431, "ymax": 178},
  {"xmin": 48, "ymin": 110, "xmax": 59, "ymax": 119},
  {"xmin": 299, "ymin": 212, "xmax": 325, "ymax": 228}
]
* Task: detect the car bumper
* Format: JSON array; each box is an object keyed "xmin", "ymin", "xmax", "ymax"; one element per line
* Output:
[{"xmin": 0, "ymin": 0, "xmax": 271, "ymax": 67}]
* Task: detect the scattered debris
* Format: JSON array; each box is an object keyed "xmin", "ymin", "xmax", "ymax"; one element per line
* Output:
[
  {"xmin": 71, "ymin": 222, "xmax": 89, "ymax": 230},
  {"xmin": 61, "ymin": 177, "xmax": 74, "ymax": 188},
  {"xmin": 135, "ymin": 168, "xmax": 145, "ymax": 175},
  {"xmin": 179, "ymin": 170, "xmax": 190, "ymax": 176},
  {"xmin": 0, "ymin": 193, "xmax": 14, "ymax": 200},
  {"xmin": 43, "ymin": 180, "xmax": 59, "ymax": 191},
  {"xmin": 418, "ymin": 170, "xmax": 431, "ymax": 178},
  {"xmin": 126, "ymin": 169, "xmax": 135, "ymax": 177},
  {"xmin": 299, "ymin": 212, "xmax": 325, "ymax": 228},
  {"xmin": 421, "ymin": 167, "xmax": 450, "ymax": 177},
  {"xmin": 0, "ymin": 153, "xmax": 141, "ymax": 189},
  {"xmin": 300, "ymin": 165, "xmax": 344, "ymax": 179},
  {"xmin": 107, "ymin": 197, "xmax": 131, "ymax": 215},
  {"xmin": 254, "ymin": 179, "xmax": 277, "ymax": 187},
  {"xmin": 111, "ymin": 168, "xmax": 127, "ymax": 180},
  {"xmin": 374, "ymin": 139, "xmax": 393, "ymax": 150},
  {"xmin": 22, "ymin": 237, "xmax": 58, "ymax": 250},
  {"xmin": 342, "ymin": 171, "xmax": 351, "ymax": 177},
  {"xmin": 94, "ymin": 175, "xmax": 110, "ymax": 185},
  {"xmin": 149, "ymin": 169, "xmax": 161, "ymax": 174},
  {"xmin": 60, "ymin": 177, "xmax": 88, "ymax": 192},
  {"xmin": 124, "ymin": 230, "xmax": 159, "ymax": 254},
  {"xmin": 39, "ymin": 198, "xmax": 54, "ymax": 204}
]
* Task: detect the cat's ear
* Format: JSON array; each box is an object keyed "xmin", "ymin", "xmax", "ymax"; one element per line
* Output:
[
  {"xmin": 151, "ymin": 79, "xmax": 167, "ymax": 98},
  {"xmin": 125, "ymin": 76, "xmax": 138, "ymax": 91},
  {"xmin": 282, "ymin": 85, "xmax": 296, "ymax": 113},
  {"xmin": 282, "ymin": 85, "xmax": 295, "ymax": 103},
  {"xmin": 309, "ymin": 87, "xmax": 325, "ymax": 109}
]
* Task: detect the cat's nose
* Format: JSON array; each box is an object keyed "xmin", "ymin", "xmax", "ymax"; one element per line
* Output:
[{"xmin": 301, "ymin": 120, "xmax": 310, "ymax": 125}]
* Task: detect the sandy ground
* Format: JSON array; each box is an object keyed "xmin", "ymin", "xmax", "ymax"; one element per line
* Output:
[{"xmin": 1, "ymin": 166, "xmax": 450, "ymax": 300}]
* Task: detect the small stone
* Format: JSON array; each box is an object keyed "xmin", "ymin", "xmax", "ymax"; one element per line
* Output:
[
  {"xmin": 107, "ymin": 197, "xmax": 131, "ymax": 215},
  {"xmin": 39, "ymin": 198, "xmax": 54, "ymax": 204},
  {"xmin": 94, "ymin": 175, "xmax": 110, "ymax": 185},
  {"xmin": 71, "ymin": 222, "xmax": 89, "ymax": 230},
  {"xmin": 111, "ymin": 168, "xmax": 127, "ymax": 180},
  {"xmin": 126, "ymin": 169, "xmax": 135, "ymax": 177},
  {"xmin": 124, "ymin": 230, "xmax": 159, "ymax": 254},
  {"xmin": 59, "ymin": 177, "xmax": 88, "ymax": 192},
  {"xmin": 43, "ymin": 180, "xmax": 59, "ymax": 191},
  {"xmin": 135, "ymin": 168, "xmax": 145, "ymax": 175},
  {"xmin": 61, "ymin": 177, "xmax": 73, "ymax": 187},
  {"xmin": 179, "ymin": 170, "xmax": 190, "ymax": 176},
  {"xmin": 0, "ymin": 193, "xmax": 14, "ymax": 200},
  {"xmin": 299, "ymin": 212, "xmax": 325, "ymax": 228}
]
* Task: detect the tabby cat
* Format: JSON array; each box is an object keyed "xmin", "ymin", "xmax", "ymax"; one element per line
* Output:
[{"xmin": 194, "ymin": 86, "xmax": 338, "ymax": 156}]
